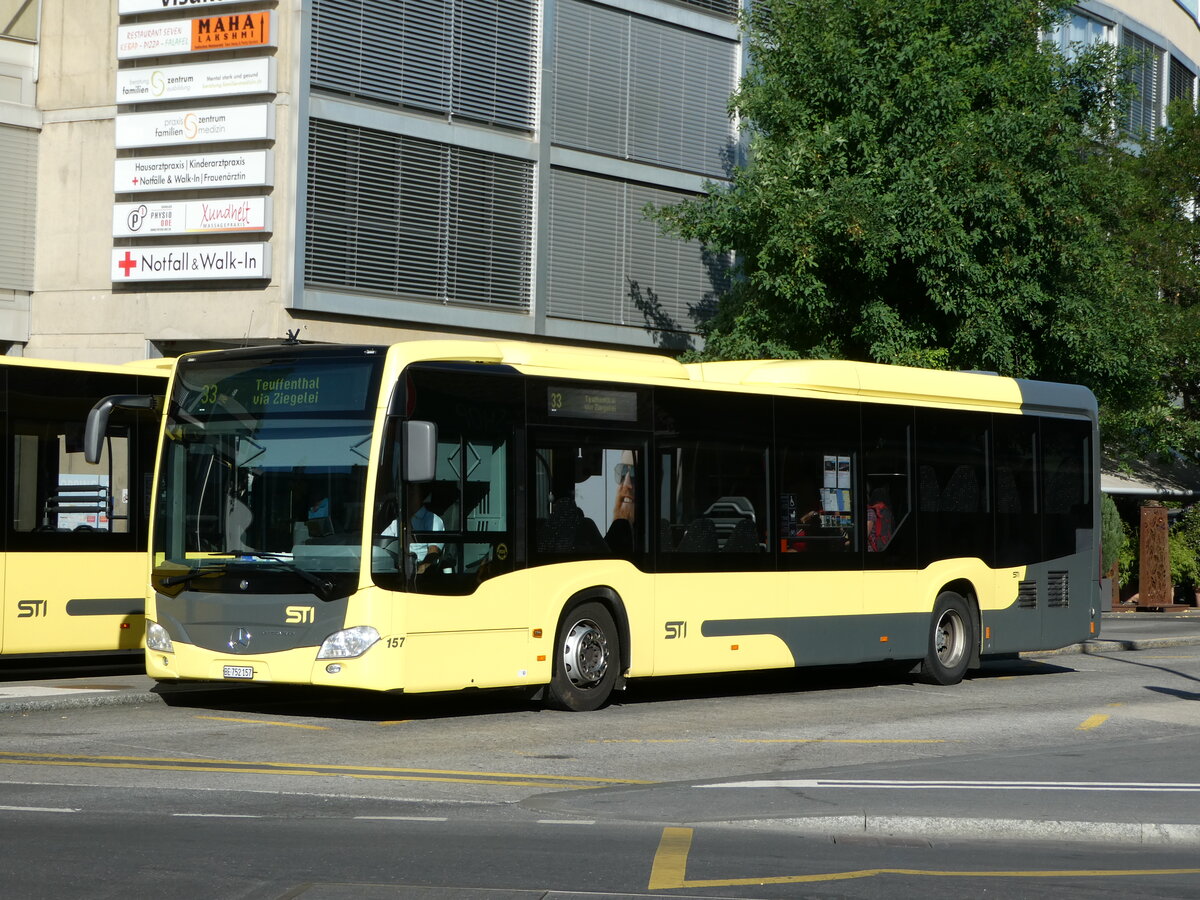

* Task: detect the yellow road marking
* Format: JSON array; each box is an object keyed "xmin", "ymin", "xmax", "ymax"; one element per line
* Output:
[
  {"xmin": 592, "ymin": 739, "xmax": 946, "ymax": 745},
  {"xmin": 1078, "ymin": 714, "xmax": 1110, "ymax": 731},
  {"xmin": 647, "ymin": 827, "xmax": 1200, "ymax": 889},
  {"xmin": 0, "ymin": 750, "xmax": 650, "ymax": 788},
  {"xmin": 197, "ymin": 715, "xmax": 329, "ymax": 731}
]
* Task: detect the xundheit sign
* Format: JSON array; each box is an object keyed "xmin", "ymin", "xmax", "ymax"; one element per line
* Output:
[{"xmin": 111, "ymin": 243, "xmax": 271, "ymax": 282}]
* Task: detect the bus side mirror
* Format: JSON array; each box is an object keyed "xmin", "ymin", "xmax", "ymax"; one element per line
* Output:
[
  {"xmin": 85, "ymin": 394, "xmax": 158, "ymax": 464},
  {"xmin": 402, "ymin": 420, "xmax": 437, "ymax": 483}
]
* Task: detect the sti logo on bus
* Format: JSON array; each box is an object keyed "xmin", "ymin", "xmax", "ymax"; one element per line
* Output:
[
  {"xmin": 285, "ymin": 606, "xmax": 314, "ymax": 624},
  {"xmin": 17, "ymin": 599, "xmax": 47, "ymax": 618},
  {"xmin": 664, "ymin": 621, "xmax": 687, "ymax": 640}
]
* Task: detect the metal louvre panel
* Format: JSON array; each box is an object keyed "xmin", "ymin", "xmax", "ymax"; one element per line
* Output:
[
  {"xmin": 626, "ymin": 182, "xmax": 715, "ymax": 333},
  {"xmin": 629, "ymin": 18, "xmax": 736, "ymax": 176},
  {"xmin": 305, "ymin": 119, "xmax": 532, "ymax": 311},
  {"xmin": 545, "ymin": 169, "xmax": 717, "ymax": 333},
  {"xmin": 546, "ymin": 169, "xmax": 626, "ymax": 324},
  {"xmin": 553, "ymin": 0, "xmax": 629, "ymax": 158},
  {"xmin": 1169, "ymin": 55, "xmax": 1195, "ymax": 107},
  {"xmin": 0, "ymin": 125, "xmax": 37, "ymax": 291},
  {"xmin": 310, "ymin": 0, "xmax": 534, "ymax": 129},
  {"xmin": 311, "ymin": 0, "xmax": 451, "ymax": 114},
  {"xmin": 444, "ymin": 146, "xmax": 534, "ymax": 309},
  {"xmin": 452, "ymin": 0, "xmax": 538, "ymax": 130},
  {"xmin": 1122, "ymin": 30, "xmax": 1162, "ymax": 137},
  {"xmin": 675, "ymin": 0, "xmax": 739, "ymax": 16},
  {"xmin": 554, "ymin": 0, "xmax": 736, "ymax": 177}
]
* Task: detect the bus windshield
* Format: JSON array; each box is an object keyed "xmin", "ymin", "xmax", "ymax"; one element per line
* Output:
[{"xmin": 154, "ymin": 350, "xmax": 384, "ymax": 590}]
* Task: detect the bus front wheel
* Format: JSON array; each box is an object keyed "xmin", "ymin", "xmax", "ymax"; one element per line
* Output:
[
  {"xmin": 918, "ymin": 591, "xmax": 974, "ymax": 686},
  {"xmin": 547, "ymin": 602, "xmax": 619, "ymax": 712}
]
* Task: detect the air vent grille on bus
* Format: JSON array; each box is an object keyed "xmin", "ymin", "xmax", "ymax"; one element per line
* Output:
[
  {"xmin": 1017, "ymin": 580, "xmax": 1038, "ymax": 609},
  {"xmin": 1047, "ymin": 571, "xmax": 1069, "ymax": 608}
]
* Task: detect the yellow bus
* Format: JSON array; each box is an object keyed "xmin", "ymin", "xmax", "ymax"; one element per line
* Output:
[
  {"xmin": 2, "ymin": 355, "xmax": 170, "ymax": 658},
  {"xmin": 88, "ymin": 340, "xmax": 1100, "ymax": 709}
]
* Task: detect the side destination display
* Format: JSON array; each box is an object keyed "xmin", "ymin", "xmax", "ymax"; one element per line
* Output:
[
  {"xmin": 111, "ymin": 243, "xmax": 271, "ymax": 282},
  {"xmin": 114, "ymin": 150, "xmax": 274, "ymax": 193}
]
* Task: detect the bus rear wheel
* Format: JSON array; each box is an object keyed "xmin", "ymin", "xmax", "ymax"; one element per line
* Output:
[
  {"xmin": 918, "ymin": 591, "xmax": 974, "ymax": 686},
  {"xmin": 547, "ymin": 602, "xmax": 618, "ymax": 712}
]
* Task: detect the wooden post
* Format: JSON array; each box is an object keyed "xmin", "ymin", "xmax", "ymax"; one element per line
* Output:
[{"xmin": 1138, "ymin": 503, "xmax": 1171, "ymax": 608}]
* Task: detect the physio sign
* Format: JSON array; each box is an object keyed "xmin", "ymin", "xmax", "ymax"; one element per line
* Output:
[
  {"xmin": 113, "ymin": 197, "xmax": 272, "ymax": 237},
  {"xmin": 112, "ymin": 243, "xmax": 271, "ymax": 282},
  {"xmin": 117, "ymin": 11, "xmax": 273, "ymax": 59}
]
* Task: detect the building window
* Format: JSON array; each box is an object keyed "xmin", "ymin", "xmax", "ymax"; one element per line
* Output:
[
  {"xmin": 1049, "ymin": 10, "xmax": 1109, "ymax": 61},
  {"xmin": 305, "ymin": 119, "xmax": 534, "ymax": 312},
  {"xmin": 1169, "ymin": 55, "xmax": 1196, "ymax": 109},
  {"xmin": 553, "ymin": 0, "xmax": 738, "ymax": 177},
  {"xmin": 546, "ymin": 168, "xmax": 723, "ymax": 335},
  {"xmin": 0, "ymin": 0, "xmax": 38, "ymax": 42},
  {"xmin": 309, "ymin": 0, "xmax": 538, "ymax": 131},
  {"xmin": 1123, "ymin": 30, "xmax": 1164, "ymax": 138}
]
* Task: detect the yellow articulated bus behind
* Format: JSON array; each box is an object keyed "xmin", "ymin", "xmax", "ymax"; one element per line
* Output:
[
  {"xmin": 94, "ymin": 340, "xmax": 1099, "ymax": 710},
  {"xmin": 2, "ymin": 356, "xmax": 169, "ymax": 658}
]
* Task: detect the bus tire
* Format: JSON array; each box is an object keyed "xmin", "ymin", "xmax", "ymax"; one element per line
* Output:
[
  {"xmin": 918, "ymin": 591, "xmax": 974, "ymax": 686},
  {"xmin": 547, "ymin": 601, "xmax": 619, "ymax": 712}
]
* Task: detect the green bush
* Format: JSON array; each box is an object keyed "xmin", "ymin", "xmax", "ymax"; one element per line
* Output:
[{"xmin": 1101, "ymin": 494, "xmax": 1125, "ymax": 575}]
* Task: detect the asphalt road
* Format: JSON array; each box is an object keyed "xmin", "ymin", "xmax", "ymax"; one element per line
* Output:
[{"xmin": 2, "ymin": 612, "xmax": 1199, "ymax": 898}]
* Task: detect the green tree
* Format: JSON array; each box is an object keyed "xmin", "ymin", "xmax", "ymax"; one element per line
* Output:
[{"xmin": 652, "ymin": 0, "xmax": 1179, "ymax": 449}]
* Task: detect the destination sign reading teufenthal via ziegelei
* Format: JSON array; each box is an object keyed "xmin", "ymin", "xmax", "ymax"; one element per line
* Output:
[
  {"xmin": 191, "ymin": 364, "xmax": 377, "ymax": 415},
  {"xmin": 547, "ymin": 386, "xmax": 638, "ymax": 422}
]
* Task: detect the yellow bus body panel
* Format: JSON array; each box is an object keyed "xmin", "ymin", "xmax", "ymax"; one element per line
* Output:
[{"xmin": 3, "ymin": 551, "xmax": 145, "ymax": 654}]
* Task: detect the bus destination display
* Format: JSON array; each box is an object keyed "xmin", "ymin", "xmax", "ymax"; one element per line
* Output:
[{"xmin": 547, "ymin": 386, "xmax": 637, "ymax": 422}]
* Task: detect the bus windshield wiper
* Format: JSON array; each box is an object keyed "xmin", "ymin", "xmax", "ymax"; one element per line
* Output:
[
  {"xmin": 160, "ymin": 565, "xmax": 228, "ymax": 588},
  {"xmin": 231, "ymin": 552, "xmax": 335, "ymax": 601}
]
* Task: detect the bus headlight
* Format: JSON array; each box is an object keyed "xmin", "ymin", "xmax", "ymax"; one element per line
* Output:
[
  {"xmin": 146, "ymin": 620, "xmax": 174, "ymax": 653},
  {"xmin": 317, "ymin": 626, "xmax": 380, "ymax": 659}
]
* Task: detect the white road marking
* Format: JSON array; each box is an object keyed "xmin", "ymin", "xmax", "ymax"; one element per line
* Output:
[
  {"xmin": 700, "ymin": 779, "xmax": 1200, "ymax": 793},
  {"xmin": 0, "ymin": 805, "xmax": 78, "ymax": 813}
]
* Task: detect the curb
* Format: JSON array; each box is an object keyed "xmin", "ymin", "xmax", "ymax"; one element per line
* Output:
[
  {"xmin": 1025, "ymin": 636, "xmax": 1200, "ymax": 658},
  {"xmin": 0, "ymin": 689, "xmax": 162, "ymax": 713},
  {"xmin": 715, "ymin": 815, "xmax": 1200, "ymax": 845}
]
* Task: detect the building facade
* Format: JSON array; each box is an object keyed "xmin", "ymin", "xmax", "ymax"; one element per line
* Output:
[{"xmin": 0, "ymin": 1, "xmax": 1198, "ymax": 363}]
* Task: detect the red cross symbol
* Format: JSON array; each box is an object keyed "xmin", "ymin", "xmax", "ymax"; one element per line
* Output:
[{"xmin": 117, "ymin": 251, "xmax": 137, "ymax": 277}]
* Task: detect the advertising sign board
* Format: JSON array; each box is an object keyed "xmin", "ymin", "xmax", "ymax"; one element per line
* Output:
[
  {"xmin": 111, "ymin": 243, "xmax": 272, "ymax": 281},
  {"xmin": 114, "ymin": 149, "xmax": 274, "ymax": 192},
  {"xmin": 117, "ymin": 11, "xmax": 273, "ymax": 59},
  {"xmin": 116, "ymin": 58, "xmax": 275, "ymax": 104},
  {"xmin": 113, "ymin": 197, "xmax": 272, "ymax": 237},
  {"xmin": 115, "ymin": 103, "xmax": 273, "ymax": 149}
]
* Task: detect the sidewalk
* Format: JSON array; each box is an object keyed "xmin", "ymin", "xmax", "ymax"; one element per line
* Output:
[{"xmin": 2, "ymin": 611, "xmax": 1199, "ymax": 712}]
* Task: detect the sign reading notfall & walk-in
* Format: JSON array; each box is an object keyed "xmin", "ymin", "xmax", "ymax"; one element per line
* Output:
[
  {"xmin": 111, "ymin": 243, "xmax": 271, "ymax": 282},
  {"xmin": 117, "ymin": 11, "xmax": 274, "ymax": 60}
]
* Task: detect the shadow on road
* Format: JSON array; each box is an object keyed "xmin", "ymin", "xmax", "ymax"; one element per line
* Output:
[{"xmin": 147, "ymin": 655, "xmax": 1079, "ymax": 723}]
